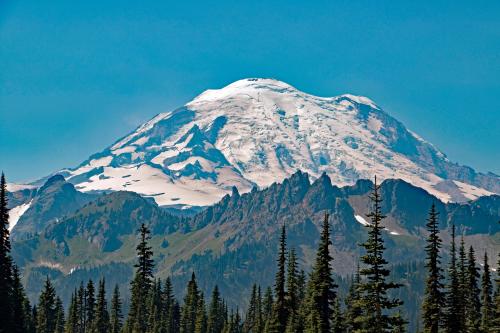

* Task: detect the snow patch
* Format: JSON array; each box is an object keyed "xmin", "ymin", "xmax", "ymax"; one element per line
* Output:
[
  {"xmin": 8, "ymin": 200, "xmax": 32, "ymax": 231},
  {"xmin": 340, "ymin": 94, "xmax": 379, "ymax": 109},
  {"xmin": 355, "ymin": 215, "xmax": 370, "ymax": 226},
  {"xmin": 452, "ymin": 180, "xmax": 494, "ymax": 201},
  {"xmin": 71, "ymin": 156, "xmax": 113, "ymax": 176},
  {"xmin": 112, "ymin": 146, "xmax": 136, "ymax": 155},
  {"xmin": 367, "ymin": 114, "xmax": 383, "ymax": 133}
]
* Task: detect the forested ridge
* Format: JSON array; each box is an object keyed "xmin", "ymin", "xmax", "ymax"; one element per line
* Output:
[{"xmin": 1, "ymin": 173, "xmax": 498, "ymax": 333}]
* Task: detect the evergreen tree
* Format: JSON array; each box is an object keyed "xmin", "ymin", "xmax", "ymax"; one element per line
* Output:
[
  {"xmin": 66, "ymin": 291, "xmax": 80, "ymax": 333},
  {"xmin": 262, "ymin": 287, "xmax": 274, "ymax": 325},
  {"xmin": 444, "ymin": 224, "xmax": 462, "ymax": 333},
  {"xmin": 54, "ymin": 296, "xmax": 65, "ymax": 333},
  {"xmin": 457, "ymin": 236, "xmax": 468, "ymax": 331},
  {"xmin": 392, "ymin": 311, "xmax": 407, "ymax": 333},
  {"xmin": 331, "ymin": 297, "xmax": 345, "ymax": 333},
  {"xmin": 421, "ymin": 203, "xmax": 445, "ymax": 333},
  {"xmin": 356, "ymin": 178, "xmax": 404, "ymax": 333},
  {"xmin": 235, "ymin": 310, "xmax": 243, "ymax": 333},
  {"xmin": 163, "ymin": 277, "xmax": 180, "ymax": 333},
  {"xmin": 32, "ymin": 306, "xmax": 38, "ymax": 333},
  {"xmin": 270, "ymin": 224, "xmax": 288, "ymax": 333},
  {"xmin": 24, "ymin": 297, "xmax": 35, "ymax": 333},
  {"xmin": 36, "ymin": 277, "xmax": 57, "ymax": 333},
  {"xmin": 284, "ymin": 312, "xmax": 301, "ymax": 333},
  {"xmin": 296, "ymin": 270, "xmax": 306, "ymax": 306},
  {"xmin": 492, "ymin": 252, "xmax": 500, "ymax": 332},
  {"xmin": 244, "ymin": 284, "xmax": 263, "ymax": 333},
  {"xmin": 256, "ymin": 287, "xmax": 263, "ymax": 333},
  {"xmin": 303, "ymin": 212, "xmax": 337, "ymax": 333},
  {"xmin": 464, "ymin": 247, "xmax": 481, "ymax": 333},
  {"xmin": 126, "ymin": 223, "xmax": 155, "ymax": 333},
  {"xmin": 93, "ymin": 279, "xmax": 110, "ymax": 333},
  {"xmin": 181, "ymin": 273, "xmax": 200, "ymax": 333},
  {"xmin": 110, "ymin": 285, "xmax": 123, "ymax": 333},
  {"xmin": 194, "ymin": 293, "xmax": 207, "ymax": 333},
  {"xmin": 77, "ymin": 282, "xmax": 86, "ymax": 333},
  {"xmin": 86, "ymin": 280, "xmax": 96, "ymax": 330},
  {"xmin": 11, "ymin": 265, "xmax": 28, "ymax": 333},
  {"xmin": 345, "ymin": 264, "xmax": 362, "ymax": 332},
  {"xmin": 286, "ymin": 248, "xmax": 299, "ymax": 315},
  {"xmin": 147, "ymin": 279, "xmax": 163, "ymax": 333},
  {"xmin": 207, "ymin": 285, "xmax": 225, "ymax": 333},
  {"xmin": 0, "ymin": 173, "xmax": 14, "ymax": 333},
  {"xmin": 224, "ymin": 309, "xmax": 242, "ymax": 333},
  {"xmin": 171, "ymin": 301, "xmax": 182, "ymax": 333},
  {"xmin": 480, "ymin": 252, "xmax": 493, "ymax": 332},
  {"xmin": 284, "ymin": 248, "xmax": 302, "ymax": 333}
]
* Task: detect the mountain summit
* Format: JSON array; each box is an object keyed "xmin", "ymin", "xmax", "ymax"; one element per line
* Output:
[{"xmin": 54, "ymin": 78, "xmax": 497, "ymax": 206}]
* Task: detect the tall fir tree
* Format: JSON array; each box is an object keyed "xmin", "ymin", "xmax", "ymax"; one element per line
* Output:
[
  {"xmin": 194, "ymin": 293, "xmax": 207, "ymax": 333},
  {"xmin": 296, "ymin": 270, "xmax": 306, "ymax": 306},
  {"xmin": 147, "ymin": 279, "xmax": 163, "ymax": 333},
  {"xmin": 171, "ymin": 301, "xmax": 182, "ymax": 333},
  {"xmin": 356, "ymin": 177, "xmax": 405, "ymax": 333},
  {"xmin": 11, "ymin": 265, "xmax": 28, "ymax": 333},
  {"xmin": 480, "ymin": 252, "xmax": 493, "ymax": 332},
  {"xmin": 421, "ymin": 203, "xmax": 445, "ymax": 333},
  {"xmin": 492, "ymin": 252, "xmax": 500, "ymax": 332},
  {"xmin": 224, "ymin": 309, "xmax": 242, "ymax": 333},
  {"xmin": 32, "ymin": 306, "xmax": 38, "ymax": 333},
  {"xmin": 285, "ymin": 248, "xmax": 302, "ymax": 333},
  {"xmin": 93, "ymin": 279, "xmax": 110, "ymax": 333},
  {"xmin": 110, "ymin": 285, "xmax": 123, "ymax": 333},
  {"xmin": 457, "ymin": 236, "xmax": 468, "ymax": 332},
  {"xmin": 345, "ymin": 263, "xmax": 362, "ymax": 332},
  {"xmin": 77, "ymin": 282, "xmax": 86, "ymax": 332},
  {"xmin": 207, "ymin": 285, "xmax": 225, "ymax": 333},
  {"xmin": 163, "ymin": 277, "xmax": 180, "ymax": 333},
  {"xmin": 0, "ymin": 173, "xmax": 14, "ymax": 333},
  {"xmin": 86, "ymin": 279, "xmax": 96, "ymax": 330},
  {"xmin": 54, "ymin": 296, "xmax": 65, "ymax": 333},
  {"xmin": 126, "ymin": 223, "xmax": 155, "ymax": 333},
  {"xmin": 269, "ymin": 224, "xmax": 288, "ymax": 333},
  {"xmin": 256, "ymin": 287, "xmax": 263, "ymax": 333},
  {"xmin": 181, "ymin": 273, "xmax": 200, "ymax": 333},
  {"xmin": 244, "ymin": 284, "xmax": 260, "ymax": 333},
  {"xmin": 464, "ymin": 247, "xmax": 481, "ymax": 333},
  {"xmin": 262, "ymin": 287, "xmax": 274, "ymax": 325},
  {"xmin": 303, "ymin": 212, "xmax": 337, "ymax": 333},
  {"xmin": 331, "ymin": 297, "xmax": 345, "ymax": 333},
  {"xmin": 444, "ymin": 224, "xmax": 462, "ymax": 333},
  {"xmin": 286, "ymin": 248, "xmax": 299, "ymax": 315},
  {"xmin": 36, "ymin": 277, "xmax": 57, "ymax": 333},
  {"xmin": 66, "ymin": 291, "xmax": 79, "ymax": 333},
  {"xmin": 24, "ymin": 297, "xmax": 35, "ymax": 333}
]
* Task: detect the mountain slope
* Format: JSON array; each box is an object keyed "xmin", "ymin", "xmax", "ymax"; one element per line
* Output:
[
  {"xmin": 41, "ymin": 78, "xmax": 499, "ymax": 207},
  {"xmin": 11, "ymin": 172, "xmax": 499, "ymax": 318},
  {"xmin": 10, "ymin": 175, "xmax": 97, "ymax": 238}
]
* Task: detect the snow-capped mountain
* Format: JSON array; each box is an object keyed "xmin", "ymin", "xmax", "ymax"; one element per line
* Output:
[{"xmin": 47, "ymin": 78, "xmax": 497, "ymax": 207}]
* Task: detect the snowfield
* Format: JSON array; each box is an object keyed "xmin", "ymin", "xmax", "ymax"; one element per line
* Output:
[
  {"xmin": 25, "ymin": 78, "xmax": 497, "ymax": 207},
  {"xmin": 8, "ymin": 200, "xmax": 32, "ymax": 231}
]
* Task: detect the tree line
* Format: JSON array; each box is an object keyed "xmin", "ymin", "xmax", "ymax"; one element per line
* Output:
[{"xmin": 0, "ymin": 173, "xmax": 498, "ymax": 333}]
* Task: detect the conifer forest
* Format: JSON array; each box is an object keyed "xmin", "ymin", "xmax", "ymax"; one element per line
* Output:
[{"xmin": 0, "ymin": 172, "xmax": 498, "ymax": 333}]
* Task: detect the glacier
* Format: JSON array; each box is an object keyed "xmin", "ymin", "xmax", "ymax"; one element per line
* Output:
[{"xmin": 28, "ymin": 78, "xmax": 497, "ymax": 207}]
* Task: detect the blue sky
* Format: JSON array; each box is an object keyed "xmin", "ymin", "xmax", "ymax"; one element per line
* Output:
[{"xmin": 1, "ymin": 0, "xmax": 499, "ymax": 182}]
